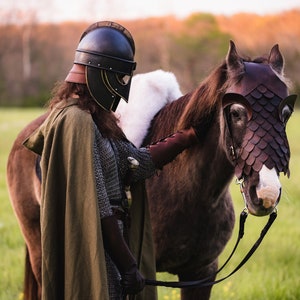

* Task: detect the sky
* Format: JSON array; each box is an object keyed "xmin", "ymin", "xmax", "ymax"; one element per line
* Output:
[{"xmin": 1, "ymin": 0, "xmax": 300, "ymax": 23}]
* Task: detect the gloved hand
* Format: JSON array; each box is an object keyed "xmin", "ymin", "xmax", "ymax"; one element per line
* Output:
[
  {"xmin": 148, "ymin": 127, "xmax": 198, "ymax": 169},
  {"xmin": 101, "ymin": 215, "xmax": 145, "ymax": 296},
  {"xmin": 121, "ymin": 264, "xmax": 145, "ymax": 295}
]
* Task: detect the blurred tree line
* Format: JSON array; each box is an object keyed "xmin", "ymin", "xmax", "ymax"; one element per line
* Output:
[{"xmin": 0, "ymin": 10, "xmax": 299, "ymax": 107}]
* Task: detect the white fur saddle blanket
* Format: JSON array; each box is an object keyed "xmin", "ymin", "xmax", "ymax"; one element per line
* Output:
[{"xmin": 115, "ymin": 69, "xmax": 182, "ymax": 147}]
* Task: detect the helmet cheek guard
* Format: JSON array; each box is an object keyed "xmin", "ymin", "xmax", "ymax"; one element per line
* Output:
[{"xmin": 86, "ymin": 68, "xmax": 134, "ymax": 111}]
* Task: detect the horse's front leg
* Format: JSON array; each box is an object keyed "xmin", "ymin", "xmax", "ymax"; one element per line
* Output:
[{"xmin": 178, "ymin": 260, "xmax": 217, "ymax": 300}]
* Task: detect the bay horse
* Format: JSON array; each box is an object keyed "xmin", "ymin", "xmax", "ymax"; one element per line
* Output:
[{"xmin": 6, "ymin": 41, "xmax": 296, "ymax": 300}]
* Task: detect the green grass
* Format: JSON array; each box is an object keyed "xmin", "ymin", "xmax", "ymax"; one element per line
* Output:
[{"xmin": 1, "ymin": 108, "xmax": 300, "ymax": 300}]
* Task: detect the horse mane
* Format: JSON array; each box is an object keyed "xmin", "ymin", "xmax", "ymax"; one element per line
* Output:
[{"xmin": 149, "ymin": 60, "xmax": 229, "ymax": 138}]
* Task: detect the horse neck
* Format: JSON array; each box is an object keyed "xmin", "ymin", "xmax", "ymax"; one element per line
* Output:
[
  {"xmin": 148, "ymin": 89, "xmax": 235, "ymax": 185},
  {"xmin": 192, "ymin": 119, "xmax": 234, "ymax": 184},
  {"xmin": 156, "ymin": 105, "xmax": 234, "ymax": 203}
]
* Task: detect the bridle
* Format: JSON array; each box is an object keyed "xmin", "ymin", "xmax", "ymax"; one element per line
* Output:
[{"xmin": 144, "ymin": 178, "xmax": 278, "ymax": 288}]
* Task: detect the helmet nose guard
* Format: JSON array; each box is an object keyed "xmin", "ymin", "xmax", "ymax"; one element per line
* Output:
[{"xmin": 66, "ymin": 21, "xmax": 136, "ymax": 111}]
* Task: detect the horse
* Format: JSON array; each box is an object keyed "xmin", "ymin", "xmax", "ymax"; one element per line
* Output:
[
  {"xmin": 138, "ymin": 41, "xmax": 296, "ymax": 299},
  {"xmin": 6, "ymin": 41, "xmax": 296, "ymax": 300}
]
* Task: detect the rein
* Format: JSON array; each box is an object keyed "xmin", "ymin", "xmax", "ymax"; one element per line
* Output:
[{"xmin": 144, "ymin": 179, "xmax": 278, "ymax": 289}]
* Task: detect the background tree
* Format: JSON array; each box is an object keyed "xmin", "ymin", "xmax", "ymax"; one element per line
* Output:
[{"xmin": 0, "ymin": 10, "xmax": 299, "ymax": 107}]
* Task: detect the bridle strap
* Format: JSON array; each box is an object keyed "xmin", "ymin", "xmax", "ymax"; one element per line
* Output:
[
  {"xmin": 214, "ymin": 209, "xmax": 248, "ymax": 275},
  {"xmin": 145, "ymin": 210, "xmax": 277, "ymax": 288}
]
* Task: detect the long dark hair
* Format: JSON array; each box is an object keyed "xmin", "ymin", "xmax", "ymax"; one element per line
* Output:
[{"xmin": 48, "ymin": 81, "xmax": 126, "ymax": 140}]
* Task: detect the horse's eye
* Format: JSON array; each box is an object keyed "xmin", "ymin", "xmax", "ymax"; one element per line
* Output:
[
  {"xmin": 231, "ymin": 109, "xmax": 240, "ymax": 119},
  {"xmin": 281, "ymin": 105, "xmax": 293, "ymax": 124},
  {"xmin": 230, "ymin": 104, "xmax": 247, "ymax": 124}
]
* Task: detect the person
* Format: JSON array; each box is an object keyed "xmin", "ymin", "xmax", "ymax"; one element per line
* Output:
[{"xmin": 24, "ymin": 21, "xmax": 202, "ymax": 300}]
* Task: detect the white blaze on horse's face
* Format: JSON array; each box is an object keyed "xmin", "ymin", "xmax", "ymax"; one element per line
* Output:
[{"xmin": 256, "ymin": 165, "xmax": 281, "ymax": 210}]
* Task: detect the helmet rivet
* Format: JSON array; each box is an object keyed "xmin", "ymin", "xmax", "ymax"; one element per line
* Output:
[
  {"xmin": 109, "ymin": 67, "xmax": 112, "ymax": 70},
  {"xmin": 88, "ymin": 61, "xmax": 92, "ymax": 64},
  {"xmin": 97, "ymin": 64, "xmax": 100, "ymax": 67}
]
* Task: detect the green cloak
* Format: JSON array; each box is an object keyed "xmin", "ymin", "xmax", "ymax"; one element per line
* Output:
[
  {"xmin": 24, "ymin": 99, "xmax": 157, "ymax": 300},
  {"xmin": 24, "ymin": 100, "xmax": 109, "ymax": 299}
]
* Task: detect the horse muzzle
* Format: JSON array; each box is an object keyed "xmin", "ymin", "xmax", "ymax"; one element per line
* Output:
[
  {"xmin": 242, "ymin": 166, "xmax": 281, "ymax": 216},
  {"xmin": 247, "ymin": 188, "xmax": 281, "ymax": 216}
]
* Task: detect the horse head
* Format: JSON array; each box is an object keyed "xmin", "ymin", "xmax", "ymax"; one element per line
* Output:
[{"xmin": 222, "ymin": 41, "xmax": 297, "ymax": 216}]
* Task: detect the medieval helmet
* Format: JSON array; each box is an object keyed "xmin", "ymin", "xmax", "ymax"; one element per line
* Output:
[{"xmin": 65, "ymin": 21, "xmax": 136, "ymax": 111}]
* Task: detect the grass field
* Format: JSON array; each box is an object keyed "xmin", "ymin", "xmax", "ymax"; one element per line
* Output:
[{"xmin": 0, "ymin": 108, "xmax": 299, "ymax": 300}]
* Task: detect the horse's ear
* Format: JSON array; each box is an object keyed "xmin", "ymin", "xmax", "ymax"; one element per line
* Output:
[
  {"xmin": 226, "ymin": 40, "xmax": 244, "ymax": 75},
  {"xmin": 268, "ymin": 44, "xmax": 284, "ymax": 76}
]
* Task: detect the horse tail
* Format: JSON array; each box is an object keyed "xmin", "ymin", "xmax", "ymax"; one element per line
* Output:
[{"xmin": 24, "ymin": 245, "xmax": 39, "ymax": 300}]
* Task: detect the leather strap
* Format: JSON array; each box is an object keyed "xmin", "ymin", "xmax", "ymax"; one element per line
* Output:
[{"xmin": 145, "ymin": 210, "xmax": 277, "ymax": 288}]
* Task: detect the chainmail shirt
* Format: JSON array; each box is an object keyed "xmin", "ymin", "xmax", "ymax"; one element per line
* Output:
[{"xmin": 93, "ymin": 123, "xmax": 156, "ymax": 299}]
